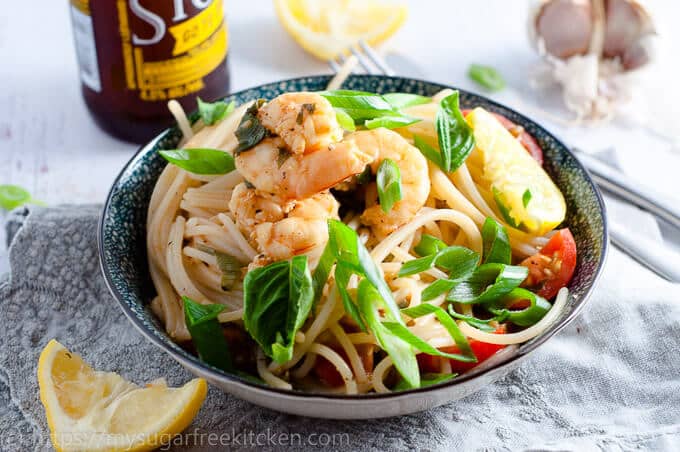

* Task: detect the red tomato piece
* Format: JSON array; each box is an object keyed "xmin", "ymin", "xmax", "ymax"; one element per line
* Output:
[
  {"xmin": 313, "ymin": 344, "xmax": 374, "ymax": 387},
  {"xmin": 417, "ymin": 326, "xmax": 507, "ymax": 374},
  {"xmin": 462, "ymin": 109, "xmax": 544, "ymax": 165},
  {"xmin": 520, "ymin": 228, "xmax": 577, "ymax": 299}
]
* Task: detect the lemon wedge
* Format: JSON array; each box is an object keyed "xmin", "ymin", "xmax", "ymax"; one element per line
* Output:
[
  {"xmin": 274, "ymin": 0, "xmax": 408, "ymax": 60},
  {"xmin": 466, "ymin": 107, "xmax": 566, "ymax": 235},
  {"xmin": 38, "ymin": 340, "xmax": 207, "ymax": 452}
]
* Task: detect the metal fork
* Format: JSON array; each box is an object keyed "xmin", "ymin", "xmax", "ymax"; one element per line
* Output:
[{"xmin": 328, "ymin": 41, "xmax": 680, "ymax": 282}]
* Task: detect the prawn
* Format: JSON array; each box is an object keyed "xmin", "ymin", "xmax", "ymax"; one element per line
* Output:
[
  {"xmin": 258, "ymin": 92, "xmax": 343, "ymax": 155},
  {"xmin": 349, "ymin": 128, "xmax": 430, "ymax": 239},
  {"xmin": 235, "ymin": 137, "xmax": 372, "ymax": 201},
  {"xmin": 229, "ymin": 183, "xmax": 340, "ymax": 266}
]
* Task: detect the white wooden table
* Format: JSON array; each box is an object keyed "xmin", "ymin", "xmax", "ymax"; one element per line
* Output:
[{"xmin": 2, "ymin": 0, "xmax": 680, "ymax": 275}]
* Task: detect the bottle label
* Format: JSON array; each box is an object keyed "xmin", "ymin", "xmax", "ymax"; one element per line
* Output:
[
  {"xmin": 118, "ymin": 0, "xmax": 229, "ymax": 102},
  {"xmin": 70, "ymin": 0, "xmax": 102, "ymax": 92}
]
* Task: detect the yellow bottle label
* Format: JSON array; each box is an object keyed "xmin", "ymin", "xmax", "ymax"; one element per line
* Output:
[{"xmin": 117, "ymin": 0, "xmax": 229, "ymax": 102}]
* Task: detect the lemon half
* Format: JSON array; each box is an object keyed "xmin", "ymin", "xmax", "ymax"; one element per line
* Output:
[
  {"xmin": 274, "ymin": 0, "xmax": 408, "ymax": 60},
  {"xmin": 38, "ymin": 340, "xmax": 207, "ymax": 452}
]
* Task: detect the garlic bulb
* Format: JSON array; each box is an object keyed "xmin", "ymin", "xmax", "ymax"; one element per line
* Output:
[{"xmin": 529, "ymin": 0, "xmax": 657, "ymax": 122}]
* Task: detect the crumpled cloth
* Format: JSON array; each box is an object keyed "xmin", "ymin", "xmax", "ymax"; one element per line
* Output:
[{"xmin": 1, "ymin": 205, "xmax": 680, "ymax": 452}]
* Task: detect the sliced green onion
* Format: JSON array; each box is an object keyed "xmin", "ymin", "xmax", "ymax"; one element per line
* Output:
[
  {"xmin": 376, "ymin": 159, "xmax": 402, "ymax": 213},
  {"xmin": 398, "ymin": 246, "xmax": 478, "ymax": 278},
  {"xmin": 447, "ymin": 263, "xmax": 528, "ymax": 304},
  {"xmin": 334, "ymin": 108, "xmax": 356, "ymax": 132},
  {"xmin": 468, "ymin": 64, "xmax": 506, "ymax": 92},
  {"xmin": 487, "ymin": 288, "xmax": 552, "ymax": 327},
  {"xmin": 414, "ymin": 234, "xmax": 447, "ymax": 257},
  {"xmin": 383, "ymin": 93, "xmax": 431, "ymax": 109},
  {"xmin": 365, "ymin": 115, "xmax": 420, "ymax": 130},
  {"xmin": 481, "ymin": 217, "xmax": 511, "ymax": 265},
  {"xmin": 522, "ymin": 189, "xmax": 532, "ymax": 208},
  {"xmin": 447, "ymin": 306, "xmax": 504, "ymax": 332},
  {"xmin": 413, "ymin": 134, "xmax": 443, "ymax": 169},
  {"xmin": 215, "ymin": 252, "xmax": 242, "ymax": 290},
  {"xmin": 0, "ymin": 185, "xmax": 36, "ymax": 211},
  {"xmin": 493, "ymin": 187, "xmax": 522, "ymax": 230},
  {"xmin": 422, "ymin": 279, "xmax": 457, "ymax": 301}
]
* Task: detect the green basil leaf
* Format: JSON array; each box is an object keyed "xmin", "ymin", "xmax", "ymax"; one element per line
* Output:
[
  {"xmin": 197, "ymin": 98, "xmax": 235, "ymax": 126},
  {"xmin": 235, "ymin": 99, "xmax": 268, "ymax": 154},
  {"xmin": 376, "ymin": 158, "xmax": 402, "ymax": 213},
  {"xmin": 414, "ymin": 234, "xmax": 447, "ymax": 257},
  {"xmin": 413, "ymin": 134, "xmax": 443, "ymax": 169},
  {"xmin": 0, "ymin": 185, "xmax": 34, "ymax": 210},
  {"xmin": 522, "ymin": 189, "xmax": 532, "ymax": 208},
  {"xmin": 493, "ymin": 187, "xmax": 522, "ymax": 229},
  {"xmin": 447, "ymin": 263, "xmax": 528, "ymax": 304},
  {"xmin": 243, "ymin": 256, "xmax": 314, "ymax": 364},
  {"xmin": 334, "ymin": 108, "xmax": 356, "ymax": 132},
  {"xmin": 481, "ymin": 217, "xmax": 511, "ymax": 265},
  {"xmin": 158, "ymin": 148, "xmax": 236, "ymax": 175},
  {"xmin": 399, "ymin": 303, "xmax": 476, "ymax": 360},
  {"xmin": 383, "ymin": 93, "xmax": 431, "ymax": 109},
  {"xmin": 422, "ymin": 279, "xmax": 457, "ymax": 301},
  {"xmin": 393, "ymin": 372, "xmax": 457, "ymax": 391},
  {"xmin": 215, "ymin": 252, "xmax": 242, "ymax": 290},
  {"xmin": 183, "ymin": 296, "xmax": 233, "ymax": 372},
  {"xmin": 487, "ymin": 288, "xmax": 551, "ymax": 327},
  {"xmin": 436, "ymin": 91, "xmax": 475, "ymax": 172},
  {"xmin": 364, "ymin": 115, "xmax": 420, "ymax": 130},
  {"xmin": 357, "ymin": 279, "xmax": 420, "ymax": 389},
  {"xmin": 468, "ymin": 64, "xmax": 506, "ymax": 92}
]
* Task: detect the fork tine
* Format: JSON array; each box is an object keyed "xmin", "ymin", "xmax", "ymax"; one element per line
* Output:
[
  {"xmin": 349, "ymin": 45, "xmax": 377, "ymax": 74},
  {"xmin": 358, "ymin": 39, "xmax": 395, "ymax": 76}
]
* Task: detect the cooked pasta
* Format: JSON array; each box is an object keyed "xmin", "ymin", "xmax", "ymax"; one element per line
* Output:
[{"xmin": 146, "ymin": 86, "xmax": 576, "ymax": 393}]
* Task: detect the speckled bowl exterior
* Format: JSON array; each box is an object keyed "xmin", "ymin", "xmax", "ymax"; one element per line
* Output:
[{"xmin": 99, "ymin": 75, "xmax": 608, "ymax": 419}]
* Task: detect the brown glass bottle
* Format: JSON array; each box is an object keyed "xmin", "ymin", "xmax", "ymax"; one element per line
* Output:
[{"xmin": 69, "ymin": 0, "xmax": 231, "ymax": 143}]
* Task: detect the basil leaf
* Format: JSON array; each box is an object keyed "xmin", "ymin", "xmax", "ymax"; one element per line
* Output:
[
  {"xmin": 358, "ymin": 279, "xmax": 420, "ymax": 389},
  {"xmin": 197, "ymin": 97, "xmax": 235, "ymax": 126},
  {"xmin": 215, "ymin": 252, "xmax": 242, "ymax": 290},
  {"xmin": 376, "ymin": 159, "xmax": 402, "ymax": 213},
  {"xmin": 422, "ymin": 279, "xmax": 457, "ymax": 301},
  {"xmin": 493, "ymin": 187, "xmax": 522, "ymax": 229},
  {"xmin": 383, "ymin": 93, "xmax": 431, "ymax": 109},
  {"xmin": 158, "ymin": 148, "xmax": 236, "ymax": 175},
  {"xmin": 436, "ymin": 91, "xmax": 475, "ymax": 172},
  {"xmin": 334, "ymin": 108, "xmax": 356, "ymax": 132},
  {"xmin": 481, "ymin": 217, "xmax": 511, "ymax": 265},
  {"xmin": 468, "ymin": 64, "xmax": 506, "ymax": 92},
  {"xmin": 312, "ymin": 243, "xmax": 335, "ymax": 306},
  {"xmin": 235, "ymin": 99, "xmax": 267, "ymax": 154},
  {"xmin": 0, "ymin": 185, "xmax": 35, "ymax": 211},
  {"xmin": 522, "ymin": 189, "xmax": 532, "ymax": 208},
  {"xmin": 399, "ymin": 303, "xmax": 476, "ymax": 360},
  {"xmin": 487, "ymin": 288, "xmax": 551, "ymax": 327},
  {"xmin": 447, "ymin": 306, "xmax": 499, "ymax": 332},
  {"xmin": 393, "ymin": 372, "xmax": 457, "ymax": 391},
  {"xmin": 398, "ymin": 246, "xmax": 478, "ymax": 278},
  {"xmin": 243, "ymin": 256, "xmax": 314, "ymax": 364},
  {"xmin": 183, "ymin": 296, "xmax": 233, "ymax": 372},
  {"xmin": 414, "ymin": 234, "xmax": 447, "ymax": 257},
  {"xmin": 447, "ymin": 263, "xmax": 528, "ymax": 304},
  {"xmin": 413, "ymin": 134, "xmax": 443, "ymax": 169},
  {"xmin": 364, "ymin": 115, "xmax": 420, "ymax": 130}
]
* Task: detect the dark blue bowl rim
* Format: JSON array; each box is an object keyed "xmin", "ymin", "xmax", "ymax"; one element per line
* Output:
[{"xmin": 98, "ymin": 74, "xmax": 609, "ymax": 400}]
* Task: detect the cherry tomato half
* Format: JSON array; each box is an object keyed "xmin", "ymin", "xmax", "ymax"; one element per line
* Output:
[
  {"xmin": 520, "ymin": 228, "xmax": 577, "ymax": 299},
  {"xmin": 417, "ymin": 325, "xmax": 507, "ymax": 374}
]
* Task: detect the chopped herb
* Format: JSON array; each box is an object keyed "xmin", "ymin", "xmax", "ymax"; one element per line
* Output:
[
  {"xmin": 0, "ymin": 185, "xmax": 41, "ymax": 211},
  {"xmin": 522, "ymin": 189, "xmax": 532, "ymax": 208},
  {"xmin": 376, "ymin": 159, "xmax": 402, "ymax": 213},
  {"xmin": 277, "ymin": 147, "xmax": 291, "ymax": 168},
  {"xmin": 197, "ymin": 98, "xmax": 235, "ymax": 125},
  {"xmin": 215, "ymin": 252, "xmax": 242, "ymax": 290},
  {"xmin": 244, "ymin": 180, "xmax": 255, "ymax": 189},
  {"xmin": 235, "ymin": 99, "xmax": 268, "ymax": 154},
  {"xmin": 468, "ymin": 64, "xmax": 506, "ymax": 92}
]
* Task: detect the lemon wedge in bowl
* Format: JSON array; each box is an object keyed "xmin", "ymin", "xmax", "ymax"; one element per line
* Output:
[
  {"xmin": 38, "ymin": 339, "xmax": 207, "ymax": 452},
  {"xmin": 274, "ymin": 0, "xmax": 408, "ymax": 60},
  {"xmin": 465, "ymin": 107, "xmax": 566, "ymax": 235}
]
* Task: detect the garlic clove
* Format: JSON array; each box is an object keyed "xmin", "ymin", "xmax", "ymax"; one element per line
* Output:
[
  {"xmin": 534, "ymin": 0, "xmax": 593, "ymax": 59},
  {"xmin": 603, "ymin": 0, "xmax": 656, "ymax": 70}
]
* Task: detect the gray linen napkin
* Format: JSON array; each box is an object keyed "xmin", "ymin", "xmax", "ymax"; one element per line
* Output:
[{"xmin": 1, "ymin": 205, "xmax": 680, "ymax": 452}]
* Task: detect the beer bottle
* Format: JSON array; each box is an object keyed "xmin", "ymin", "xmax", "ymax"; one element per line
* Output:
[{"xmin": 69, "ymin": 0, "xmax": 231, "ymax": 143}]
